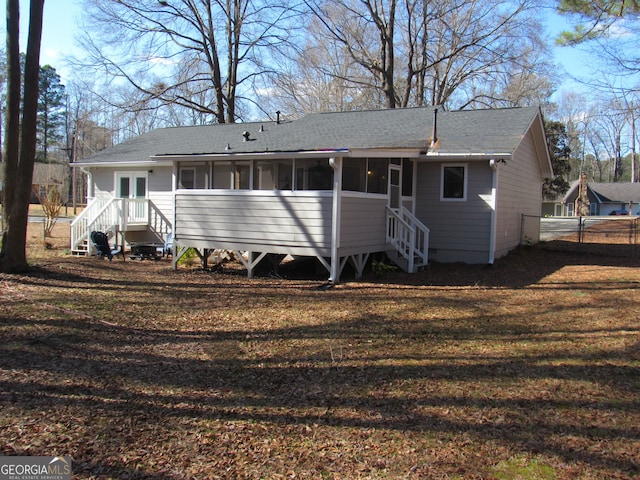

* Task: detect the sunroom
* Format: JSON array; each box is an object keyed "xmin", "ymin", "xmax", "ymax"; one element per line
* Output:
[{"xmin": 169, "ymin": 153, "xmax": 428, "ymax": 281}]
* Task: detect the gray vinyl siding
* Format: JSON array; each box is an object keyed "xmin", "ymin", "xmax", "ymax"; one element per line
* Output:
[
  {"xmin": 175, "ymin": 191, "xmax": 333, "ymax": 255},
  {"xmin": 495, "ymin": 131, "xmax": 543, "ymax": 257},
  {"xmin": 148, "ymin": 167, "xmax": 173, "ymax": 222},
  {"xmin": 339, "ymin": 194, "xmax": 388, "ymax": 254},
  {"xmin": 91, "ymin": 168, "xmax": 114, "ymax": 198},
  {"xmin": 415, "ymin": 161, "xmax": 493, "ymax": 263},
  {"xmin": 90, "ymin": 166, "xmax": 174, "ymax": 224}
]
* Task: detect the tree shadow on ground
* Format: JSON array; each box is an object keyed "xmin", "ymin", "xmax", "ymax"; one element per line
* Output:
[
  {"xmin": 1, "ymin": 310, "xmax": 638, "ymax": 478},
  {"xmin": 2, "ymin": 246, "xmax": 640, "ymax": 478}
]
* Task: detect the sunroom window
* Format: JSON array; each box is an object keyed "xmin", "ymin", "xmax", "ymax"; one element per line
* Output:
[
  {"xmin": 366, "ymin": 158, "xmax": 388, "ymax": 194},
  {"xmin": 212, "ymin": 162, "xmax": 250, "ymax": 189},
  {"xmin": 342, "ymin": 158, "xmax": 390, "ymax": 194},
  {"xmin": 179, "ymin": 168, "xmax": 195, "ymax": 189},
  {"xmin": 402, "ymin": 159, "xmax": 413, "ymax": 196},
  {"xmin": 254, "ymin": 160, "xmax": 293, "ymax": 190},
  {"xmin": 295, "ymin": 159, "xmax": 333, "ymax": 190},
  {"xmin": 343, "ymin": 158, "xmax": 367, "ymax": 192}
]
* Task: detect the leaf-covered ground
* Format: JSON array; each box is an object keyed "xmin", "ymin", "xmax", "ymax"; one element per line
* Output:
[{"xmin": 1, "ymin": 223, "xmax": 639, "ymax": 479}]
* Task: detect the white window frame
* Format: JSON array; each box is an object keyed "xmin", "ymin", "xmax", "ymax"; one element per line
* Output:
[{"xmin": 440, "ymin": 163, "xmax": 468, "ymax": 202}]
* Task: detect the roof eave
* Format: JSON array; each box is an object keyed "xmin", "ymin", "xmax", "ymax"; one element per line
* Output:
[
  {"xmin": 151, "ymin": 149, "xmax": 348, "ymax": 162},
  {"xmin": 151, "ymin": 147, "xmax": 426, "ymax": 162},
  {"xmin": 72, "ymin": 159, "xmax": 174, "ymax": 168},
  {"xmin": 420, "ymin": 152, "xmax": 514, "ymax": 160}
]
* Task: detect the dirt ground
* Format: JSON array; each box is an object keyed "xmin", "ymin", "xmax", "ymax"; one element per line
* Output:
[{"xmin": 0, "ymin": 221, "xmax": 638, "ymax": 479}]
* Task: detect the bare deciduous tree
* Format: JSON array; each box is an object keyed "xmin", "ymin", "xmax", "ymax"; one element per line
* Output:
[
  {"xmin": 77, "ymin": 0, "xmax": 303, "ymax": 124},
  {"xmin": 299, "ymin": 0, "xmax": 549, "ymax": 111},
  {"xmin": 260, "ymin": 16, "xmax": 383, "ymax": 116},
  {"xmin": 38, "ymin": 184, "xmax": 63, "ymax": 237}
]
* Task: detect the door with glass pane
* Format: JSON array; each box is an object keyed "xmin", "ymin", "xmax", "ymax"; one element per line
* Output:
[{"xmin": 116, "ymin": 172, "xmax": 148, "ymax": 223}]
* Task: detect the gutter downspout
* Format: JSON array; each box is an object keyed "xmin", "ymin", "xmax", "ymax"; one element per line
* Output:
[
  {"xmin": 488, "ymin": 159, "xmax": 500, "ymax": 264},
  {"xmin": 329, "ymin": 157, "xmax": 342, "ymax": 283},
  {"xmin": 171, "ymin": 162, "xmax": 178, "ymax": 270},
  {"xmin": 81, "ymin": 167, "xmax": 93, "ymax": 200}
]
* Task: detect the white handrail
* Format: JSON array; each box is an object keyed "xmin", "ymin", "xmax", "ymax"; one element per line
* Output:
[
  {"xmin": 71, "ymin": 197, "xmax": 173, "ymax": 254},
  {"xmin": 148, "ymin": 201, "xmax": 172, "ymax": 236},
  {"xmin": 70, "ymin": 197, "xmax": 112, "ymax": 252},
  {"xmin": 386, "ymin": 206, "xmax": 429, "ymax": 272}
]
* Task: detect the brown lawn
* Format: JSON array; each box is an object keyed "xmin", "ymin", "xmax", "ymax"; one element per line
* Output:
[{"xmin": 0, "ymin": 221, "xmax": 639, "ymax": 479}]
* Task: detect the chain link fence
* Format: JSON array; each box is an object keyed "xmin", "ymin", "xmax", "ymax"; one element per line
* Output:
[{"xmin": 523, "ymin": 215, "xmax": 640, "ymax": 257}]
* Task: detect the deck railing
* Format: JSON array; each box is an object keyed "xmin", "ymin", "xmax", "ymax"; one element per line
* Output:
[
  {"xmin": 386, "ymin": 206, "xmax": 429, "ymax": 272},
  {"xmin": 71, "ymin": 197, "xmax": 115, "ymax": 253},
  {"xmin": 148, "ymin": 201, "xmax": 172, "ymax": 238},
  {"xmin": 71, "ymin": 197, "xmax": 171, "ymax": 254}
]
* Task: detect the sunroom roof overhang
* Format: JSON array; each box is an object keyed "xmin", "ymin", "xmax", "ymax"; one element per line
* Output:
[
  {"xmin": 72, "ymin": 159, "xmax": 175, "ymax": 168},
  {"xmin": 419, "ymin": 151, "xmax": 513, "ymax": 161},
  {"xmin": 151, "ymin": 147, "xmax": 424, "ymax": 162}
]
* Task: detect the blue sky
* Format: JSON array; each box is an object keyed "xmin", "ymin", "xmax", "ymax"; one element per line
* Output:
[{"xmin": 3, "ymin": 0, "xmax": 591, "ymax": 96}]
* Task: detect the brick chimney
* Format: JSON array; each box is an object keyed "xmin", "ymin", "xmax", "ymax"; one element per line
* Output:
[{"xmin": 575, "ymin": 173, "xmax": 590, "ymax": 216}]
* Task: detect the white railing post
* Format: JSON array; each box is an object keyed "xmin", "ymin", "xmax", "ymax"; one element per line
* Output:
[
  {"xmin": 386, "ymin": 206, "xmax": 430, "ymax": 272},
  {"xmin": 408, "ymin": 228, "xmax": 416, "ymax": 273},
  {"xmin": 71, "ymin": 197, "xmax": 109, "ymax": 252},
  {"xmin": 120, "ymin": 198, "xmax": 127, "ymax": 231}
]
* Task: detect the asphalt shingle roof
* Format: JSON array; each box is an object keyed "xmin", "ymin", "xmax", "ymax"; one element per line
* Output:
[
  {"xmin": 588, "ymin": 182, "xmax": 640, "ymax": 203},
  {"xmin": 79, "ymin": 106, "xmax": 541, "ymax": 164}
]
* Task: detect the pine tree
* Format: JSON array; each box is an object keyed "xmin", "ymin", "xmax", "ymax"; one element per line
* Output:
[{"xmin": 37, "ymin": 65, "xmax": 65, "ymax": 163}]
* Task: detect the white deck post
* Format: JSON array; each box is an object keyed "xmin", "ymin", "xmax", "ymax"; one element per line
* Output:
[
  {"xmin": 171, "ymin": 163, "xmax": 178, "ymax": 270},
  {"xmin": 329, "ymin": 157, "xmax": 342, "ymax": 283},
  {"xmin": 488, "ymin": 159, "xmax": 500, "ymax": 264}
]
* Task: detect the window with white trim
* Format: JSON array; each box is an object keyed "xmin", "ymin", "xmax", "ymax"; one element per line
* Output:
[{"xmin": 441, "ymin": 164, "xmax": 467, "ymax": 201}]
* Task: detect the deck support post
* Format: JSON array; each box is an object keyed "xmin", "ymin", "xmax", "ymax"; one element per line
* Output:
[
  {"xmin": 194, "ymin": 248, "xmax": 212, "ymax": 269},
  {"xmin": 488, "ymin": 159, "xmax": 500, "ymax": 265},
  {"xmin": 329, "ymin": 157, "xmax": 342, "ymax": 283},
  {"xmin": 235, "ymin": 251, "xmax": 268, "ymax": 279},
  {"xmin": 349, "ymin": 253, "xmax": 370, "ymax": 279},
  {"xmin": 172, "ymin": 245, "xmax": 190, "ymax": 270}
]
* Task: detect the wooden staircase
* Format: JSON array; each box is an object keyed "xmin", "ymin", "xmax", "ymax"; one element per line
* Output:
[
  {"xmin": 71, "ymin": 197, "xmax": 171, "ymax": 256},
  {"xmin": 385, "ymin": 206, "xmax": 429, "ymax": 273}
]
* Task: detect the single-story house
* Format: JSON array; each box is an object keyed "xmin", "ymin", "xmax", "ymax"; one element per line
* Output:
[
  {"xmin": 563, "ymin": 180, "xmax": 640, "ymax": 216},
  {"xmin": 71, "ymin": 106, "xmax": 552, "ymax": 282}
]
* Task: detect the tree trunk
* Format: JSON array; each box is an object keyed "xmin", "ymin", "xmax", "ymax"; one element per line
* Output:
[
  {"xmin": 2, "ymin": 0, "xmax": 21, "ymax": 234},
  {"xmin": 0, "ymin": 0, "xmax": 45, "ymax": 274}
]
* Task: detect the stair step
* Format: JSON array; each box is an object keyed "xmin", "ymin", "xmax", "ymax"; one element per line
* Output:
[{"xmin": 385, "ymin": 248, "xmax": 427, "ymax": 273}]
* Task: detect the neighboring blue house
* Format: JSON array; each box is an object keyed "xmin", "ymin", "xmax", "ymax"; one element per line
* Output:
[{"xmin": 563, "ymin": 181, "xmax": 640, "ymax": 216}]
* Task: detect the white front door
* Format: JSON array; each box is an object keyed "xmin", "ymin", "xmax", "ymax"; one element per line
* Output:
[
  {"xmin": 116, "ymin": 172, "xmax": 147, "ymax": 199},
  {"xmin": 116, "ymin": 172, "xmax": 148, "ymax": 223}
]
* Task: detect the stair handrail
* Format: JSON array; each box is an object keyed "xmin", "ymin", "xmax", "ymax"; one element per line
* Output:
[
  {"xmin": 72, "ymin": 197, "xmax": 173, "ymax": 254},
  {"xmin": 70, "ymin": 197, "xmax": 112, "ymax": 251},
  {"xmin": 386, "ymin": 206, "xmax": 429, "ymax": 272},
  {"xmin": 148, "ymin": 200, "xmax": 172, "ymax": 237},
  {"xmin": 71, "ymin": 198, "xmax": 121, "ymax": 254},
  {"xmin": 87, "ymin": 198, "xmax": 123, "ymax": 255},
  {"xmin": 400, "ymin": 207, "xmax": 429, "ymax": 268}
]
